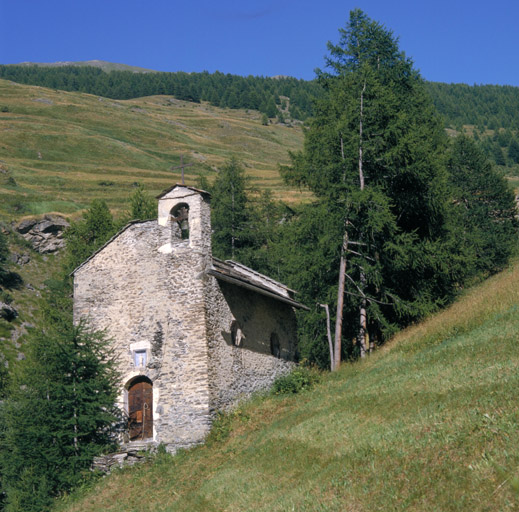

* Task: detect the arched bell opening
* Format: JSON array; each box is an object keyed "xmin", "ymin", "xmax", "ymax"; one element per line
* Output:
[
  {"xmin": 170, "ymin": 203, "xmax": 190, "ymax": 240},
  {"xmin": 126, "ymin": 376, "xmax": 153, "ymax": 441}
]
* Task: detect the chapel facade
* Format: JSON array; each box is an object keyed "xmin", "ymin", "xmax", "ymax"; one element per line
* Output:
[{"xmin": 72, "ymin": 185, "xmax": 306, "ymax": 450}]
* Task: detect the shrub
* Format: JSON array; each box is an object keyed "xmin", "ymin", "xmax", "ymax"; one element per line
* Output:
[{"xmin": 271, "ymin": 366, "xmax": 320, "ymax": 395}]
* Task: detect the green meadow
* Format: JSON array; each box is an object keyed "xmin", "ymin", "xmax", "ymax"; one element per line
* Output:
[
  {"xmin": 0, "ymin": 79, "xmax": 307, "ymax": 221},
  {"xmin": 57, "ymin": 260, "xmax": 519, "ymax": 511}
]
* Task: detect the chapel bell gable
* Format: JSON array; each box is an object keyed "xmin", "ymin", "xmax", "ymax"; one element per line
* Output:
[{"xmin": 156, "ymin": 184, "xmax": 211, "ymax": 250}]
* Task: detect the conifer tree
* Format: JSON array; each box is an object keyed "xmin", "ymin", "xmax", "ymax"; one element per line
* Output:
[
  {"xmin": 0, "ymin": 280, "xmax": 121, "ymax": 512},
  {"xmin": 211, "ymin": 157, "xmax": 252, "ymax": 260},
  {"xmin": 281, "ymin": 10, "xmax": 453, "ymax": 367},
  {"xmin": 127, "ymin": 183, "xmax": 156, "ymax": 221},
  {"xmin": 508, "ymin": 137, "xmax": 519, "ymax": 164},
  {"xmin": 448, "ymin": 135, "xmax": 517, "ymax": 277},
  {"xmin": 64, "ymin": 199, "xmax": 116, "ymax": 273}
]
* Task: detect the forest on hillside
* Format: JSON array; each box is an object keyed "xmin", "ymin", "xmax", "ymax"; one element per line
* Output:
[
  {"xmin": 0, "ymin": 65, "xmax": 321, "ymax": 122},
  {"xmin": 3, "ymin": 64, "xmax": 519, "ymax": 169}
]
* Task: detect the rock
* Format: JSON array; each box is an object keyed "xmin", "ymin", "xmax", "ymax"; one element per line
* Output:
[
  {"xmin": 0, "ymin": 302, "xmax": 18, "ymax": 321},
  {"xmin": 14, "ymin": 215, "xmax": 70, "ymax": 254},
  {"xmin": 33, "ymin": 98, "xmax": 54, "ymax": 105},
  {"xmin": 15, "ymin": 218, "xmax": 39, "ymax": 234},
  {"xmin": 10, "ymin": 252, "xmax": 30, "ymax": 265},
  {"xmin": 91, "ymin": 450, "xmax": 147, "ymax": 474}
]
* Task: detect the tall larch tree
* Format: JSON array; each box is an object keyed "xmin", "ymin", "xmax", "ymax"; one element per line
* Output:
[{"xmin": 281, "ymin": 10, "xmax": 455, "ymax": 368}]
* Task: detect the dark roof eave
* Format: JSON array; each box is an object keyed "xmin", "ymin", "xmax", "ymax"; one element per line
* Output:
[{"xmin": 207, "ymin": 268, "xmax": 309, "ymax": 310}]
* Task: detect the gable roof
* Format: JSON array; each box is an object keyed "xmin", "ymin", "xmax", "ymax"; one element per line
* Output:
[
  {"xmin": 71, "ymin": 221, "xmax": 308, "ymax": 310},
  {"xmin": 208, "ymin": 258, "xmax": 309, "ymax": 310},
  {"xmin": 70, "ymin": 219, "xmax": 155, "ymax": 276},
  {"xmin": 156, "ymin": 184, "xmax": 211, "ymax": 200}
]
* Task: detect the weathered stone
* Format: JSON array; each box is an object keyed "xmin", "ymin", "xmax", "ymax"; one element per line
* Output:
[
  {"xmin": 15, "ymin": 215, "xmax": 69, "ymax": 253},
  {"xmin": 10, "ymin": 252, "xmax": 30, "ymax": 265},
  {"xmin": 73, "ymin": 185, "xmax": 303, "ymax": 452},
  {"xmin": 0, "ymin": 302, "xmax": 18, "ymax": 321},
  {"xmin": 91, "ymin": 449, "xmax": 147, "ymax": 473},
  {"xmin": 15, "ymin": 218, "xmax": 39, "ymax": 234}
]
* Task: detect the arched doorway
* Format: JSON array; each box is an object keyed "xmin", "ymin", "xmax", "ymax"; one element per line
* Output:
[{"xmin": 127, "ymin": 376, "xmax": 153, "ymax": 441}]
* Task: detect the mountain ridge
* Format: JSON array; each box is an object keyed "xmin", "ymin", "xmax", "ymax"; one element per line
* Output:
[{"xmin": 14, "ymin": 59, "xmax": 156, "ymax": 73}]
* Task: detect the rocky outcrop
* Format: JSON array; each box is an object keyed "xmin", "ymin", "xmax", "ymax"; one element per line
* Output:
[
  {"xmin": 0, "ymin": 302, "xmax": 18, "ymax": 321},
  {"xmin": 15, "ymin": 215, "xmax": 70, "ymax": 253},
  {"xmin": 92, "ymin": 450, "xmax": 147, "ymax": 474},
  {"xmin": 9, "ymin": 252, "xmax": 30, "ymax": 266}
]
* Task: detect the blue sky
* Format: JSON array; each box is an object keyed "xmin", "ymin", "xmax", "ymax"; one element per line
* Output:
[{"xmin": 2, "ymin": 0, "xmax": 519, "ymax": 85}]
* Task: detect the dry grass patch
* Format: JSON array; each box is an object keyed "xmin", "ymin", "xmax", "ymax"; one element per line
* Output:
[{"xmin": 0, "ymin": 79, "xmax": 305, "ymax": 220}]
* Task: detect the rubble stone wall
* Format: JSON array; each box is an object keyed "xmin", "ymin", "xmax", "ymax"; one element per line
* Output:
[
  {"xmin": 205, "ymin": 278, "xmax": 297, "ymax": 412},
  {"xmin": 73, "ymin": 186, "xmax": 299, "ymax": 451},
  {"xmin": 74, "ymin": 189, "xmax": 214, "ymax": 449}
]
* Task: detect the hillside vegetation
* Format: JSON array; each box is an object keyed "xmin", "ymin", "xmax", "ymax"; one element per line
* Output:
[
  {"xmin": 15, "ymin": 60, "xmax": 155, "ymax": 73},
  {"xmin": 57, "ymin": 258, "xmax": 519, "ymax": 512},
  {"xmin": 3, "ymin": 64, "xmax": 519, "ymax": 171},
  {"xmin": 0, "ymin": 78, "xmax": 306, "ymax": 220}
]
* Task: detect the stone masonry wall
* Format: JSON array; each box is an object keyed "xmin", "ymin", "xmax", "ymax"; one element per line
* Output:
[
  {"xmin": 205, "ymin": 277, "xmax": 297, "ymax": 412},
  {"xmin": 73, "ymin": 185, "xmax": 300, "ymax": 450},
  {"xmin": 73, "ymin": 188, "xmax": 214, "ymax": 450}
]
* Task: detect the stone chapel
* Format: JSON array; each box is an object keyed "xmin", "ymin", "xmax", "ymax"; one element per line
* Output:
[{"xmin": 72, "ymin": 184, "xmax": 307, "ymax": 451}]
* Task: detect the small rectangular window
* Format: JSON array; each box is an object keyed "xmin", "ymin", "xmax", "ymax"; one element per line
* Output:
[{"xmin": 134, "ymin": 349, "xmax": 147, "ymax": 367}]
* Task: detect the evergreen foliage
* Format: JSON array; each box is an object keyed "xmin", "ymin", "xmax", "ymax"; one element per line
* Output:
[
  {"xmin": 207, "ymin": 159, "xmax": 291, "ymax": 275},
  {"xmin": 127, "ymin": 183, "xmax": 157, "ymax": 221},
  {"xmin": 0, "ymin": 66, "xmax": 322, "ymax": 121},
  {"xmin": 508, "ymin": 137, "xmax": 519, "ymax": 164},
  {"xmin": 209, "ymin": 157, "xmax": 253, "ymax": 261},
  {"xmin": 425, "ymin": 82, "xmax": 519, "ymax": 133},
  {"xmin": 448, "ymin": 136, "xmax": 518, "ymax": 278},
  {"xmin": 0, "ymin": 280, "xmax": 122, "ymax": 512},
  {"xmin": 278, "ymin": 10, "xmax": 517, "ymax": 367},
  {"xmin": 64, "ymin": 199, "xmax": 117, "ymax": 273}
]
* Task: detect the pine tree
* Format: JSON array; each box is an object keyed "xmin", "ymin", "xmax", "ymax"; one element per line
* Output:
[
  {"xmin": 448, "ymin": 135, "xmax": 517, "ymax": 277},
  {"xmin": 280, "ymin": 10, "xmax": 453, "ymax": 367},
  {"xmin": 508, "ymin": 137, "xmax": 519, "ymax": 164},
  {"xmin": 64, "ymin": 199, "xmax": 116, "ymax": 273},
  {"xmin": 0, "ymin": 280, "xmax": 122, "ymax": 512},
  {"xmin": 211, "ymin": 157, "xmax": 252, "ymax": 260},
  {"xmin": 127, "ymin": 183, "xmax": 156, "ymax": 221}
]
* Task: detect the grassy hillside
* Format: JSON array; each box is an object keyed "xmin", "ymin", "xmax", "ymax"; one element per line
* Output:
[
  {"xmin": 57, "ymin": 260, "xmax": 519, "ymax": 511},
  {"xmin": 0, "ymin": 79, "xmax": 306, "ymax": 221}
]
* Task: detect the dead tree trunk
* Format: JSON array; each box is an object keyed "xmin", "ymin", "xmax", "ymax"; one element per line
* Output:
[
  {"xmin": 357, "ymin": 79, "xmax": 368, "ymax": 357},
  {"xmin": 333, "ymin": 226, "xmax": 349, "ymax": 370},
  {"xmin": 358, "ymin": 80, "xmax": 366, "ymax": 191},
  {"xmin": 319, "ymin": 303, "xmax": 334, "ymax": 371},
  {"xmin": 358, "ymin": 272, "xmax": 367, "ymax": 357}
]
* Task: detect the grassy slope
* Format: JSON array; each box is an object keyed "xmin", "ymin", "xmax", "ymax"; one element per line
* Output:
[
  {"xmin": 58, "ymin": 261, "xmax": 519, "ymax": 512},
  {"xmin": 0, "ymin": 79, "xmax": 306, "ymax": 221}
]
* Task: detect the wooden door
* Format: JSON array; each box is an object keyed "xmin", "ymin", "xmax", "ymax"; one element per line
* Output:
[{"xmin": 128, "ymin": 378, "xmax": 153, "ymax": 440}]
